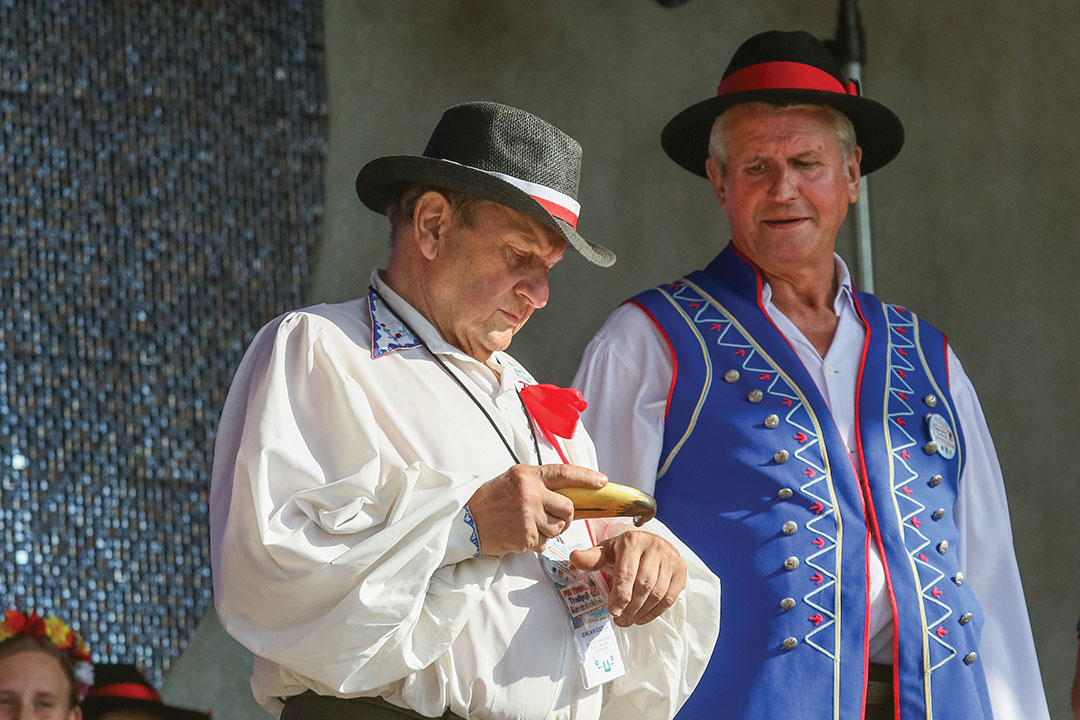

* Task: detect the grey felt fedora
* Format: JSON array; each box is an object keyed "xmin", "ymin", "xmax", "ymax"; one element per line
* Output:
[{"xmin": 355, "ymin": 101, "xmax": 615, "ymax": 267}]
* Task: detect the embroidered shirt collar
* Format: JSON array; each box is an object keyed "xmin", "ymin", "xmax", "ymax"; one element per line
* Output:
[
  {"xmin": 369, "ymin": 276, "xmax": 421, "ymax": 359},
  {"xmin": 759, "ymin": 253, "xmax": 855, "ymax": 317},
  {"xmin": 368, "ymin": 271, "xmax": 518, "ymax": 381}
]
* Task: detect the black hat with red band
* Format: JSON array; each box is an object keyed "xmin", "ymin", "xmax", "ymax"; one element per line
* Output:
[
  {"xmin": 81, "ymin": 664, "xmax": 211, "ymax": 720},
  {"xmin": 661, "ymin": 29, "xmax": 905, "ymax": 177}
]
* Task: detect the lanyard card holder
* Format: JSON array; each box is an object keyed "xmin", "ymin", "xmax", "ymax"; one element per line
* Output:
[{"xmin": 541, "ymin": 536, "xmax": 627, "ymax": 689}]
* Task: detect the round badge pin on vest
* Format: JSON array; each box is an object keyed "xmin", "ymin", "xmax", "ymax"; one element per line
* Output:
[{"xmin": 925, "ymin": 413, "xmax": 956, "ymax": 459}]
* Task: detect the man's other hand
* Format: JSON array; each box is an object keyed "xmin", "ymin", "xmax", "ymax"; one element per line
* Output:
[
  {"xmin": 468, "ymin": 464, "xmax": 607, "ymax": 556},
  {"xmin": 569, "ymin": 531, "xmax": 687, "ymax": 627}
]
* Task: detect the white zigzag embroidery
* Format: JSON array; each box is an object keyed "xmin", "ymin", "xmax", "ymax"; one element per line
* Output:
[
  {"xmin": 669, "ymin": 282, "xmax": 838, "ymax": 658},
  {"xmin": 885, "ymin": 304, "xmax": 956, "ymax": 670}
]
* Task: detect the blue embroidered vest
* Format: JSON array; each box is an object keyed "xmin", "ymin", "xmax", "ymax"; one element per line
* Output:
[{"xmin": 632, "ymin": 247, "xmax": 993, "ymax": 719}]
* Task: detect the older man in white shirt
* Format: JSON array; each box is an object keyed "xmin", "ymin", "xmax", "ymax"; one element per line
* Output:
[
  {"xmin": 210, "ymin": 101, "xmax": 719, "ymax": 720},
  {"xmin": 574, "ymin": 30, "xmax": 1047, "ymax": 720}
]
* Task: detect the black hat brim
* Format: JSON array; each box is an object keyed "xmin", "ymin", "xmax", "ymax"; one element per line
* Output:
[
  {"xmin": 661, "ymin": 88, "xmax": 905, "ymax": 177},
  {"xmin": 81, "ymin": 697, "xmax": 211, "ymax": 720},
  {"xmin": 355, "ymin": 155, "xmax": 615, "ymax": 267}
]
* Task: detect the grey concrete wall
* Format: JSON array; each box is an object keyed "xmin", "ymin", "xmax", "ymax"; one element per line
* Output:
[{"xmin": 175, "ymin": 2, "xmax": 1080, "ymax": 717}]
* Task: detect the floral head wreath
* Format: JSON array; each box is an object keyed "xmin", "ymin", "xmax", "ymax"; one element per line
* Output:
[{"xmin": 0, "ymin": 609, "xmax": 94, "ymax": 700}]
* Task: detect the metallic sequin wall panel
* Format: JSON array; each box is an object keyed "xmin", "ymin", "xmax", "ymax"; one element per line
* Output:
[{"xmin": 0, "ymin": 1, "xmax": 326, "ymax": 685}]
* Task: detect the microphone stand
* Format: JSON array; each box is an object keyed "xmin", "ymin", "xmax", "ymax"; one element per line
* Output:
[{"xmin": 827, "ymin": 0, "xmax": 875, "ymax": 293}]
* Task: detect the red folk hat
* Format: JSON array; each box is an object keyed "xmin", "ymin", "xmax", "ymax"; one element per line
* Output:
[{"xmin": 661, "ymin": 30, "xmax": 905, "ymax": 177}]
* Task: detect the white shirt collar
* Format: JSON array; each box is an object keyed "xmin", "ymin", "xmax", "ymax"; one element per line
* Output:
[
  {"xmin": 758, "ymin": 253, "xmax": 855, "ymax": 317},
  {"xmin": 368, "ymin": 270, "xmax": 516, "ymax": 381}
]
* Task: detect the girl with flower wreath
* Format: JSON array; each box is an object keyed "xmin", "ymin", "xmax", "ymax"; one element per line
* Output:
[{"xmin": 0, "ymin": 609, "xmax": 92, "ymax": 719}]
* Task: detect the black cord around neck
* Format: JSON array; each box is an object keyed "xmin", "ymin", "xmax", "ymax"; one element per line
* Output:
[{"xmin": 369, "ymin": 285, "xmax": 542, "ymax": 466}]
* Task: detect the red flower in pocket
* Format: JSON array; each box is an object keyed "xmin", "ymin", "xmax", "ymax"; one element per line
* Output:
[{"xmin": 520, "ymin": 383, "xmax": 587, "ymax": 463}]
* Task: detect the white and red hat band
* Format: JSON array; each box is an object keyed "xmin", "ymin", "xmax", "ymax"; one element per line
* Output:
[
  {"xmin": 464, "ymin": 165, "xmax": 581, "ymax": 227},
  {"xmin": 436, "ymin": 159, "xmax": 581, "ymax": 227}
]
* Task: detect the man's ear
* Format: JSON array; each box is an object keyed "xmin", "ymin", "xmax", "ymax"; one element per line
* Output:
[
  {"xmin": 412, "ymin": 191, "xmax": 454, "ymax": 260},
  {"xmin": 847, "ymin": 147, "xmax": 863, "ymax": 205},
  {"xmin": 705, "ymin": 157, "xmax": 727, "ymax": 209}
]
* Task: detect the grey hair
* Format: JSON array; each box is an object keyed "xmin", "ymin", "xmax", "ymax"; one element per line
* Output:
[{"xmin": 708, "ymin": 102, "xmax": 857, "ymax": 170}]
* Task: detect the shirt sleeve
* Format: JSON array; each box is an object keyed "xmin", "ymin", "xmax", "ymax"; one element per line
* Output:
[
  {"xmin": 572, "ymin": 303, "xmax": 674, "ymax": 496},
  {"xmin": 948, "ymin": 347, "xmax": 1050, "ymax": 719},
  {"xmin": 209, "ymin": 311, "xmax": 498, "ymax": 697}
]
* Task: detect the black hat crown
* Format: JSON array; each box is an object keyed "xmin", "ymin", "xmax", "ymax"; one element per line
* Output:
[
  {"xmin": 725, "ymin": 30, "xmax": 847, "ymax": 84},
  {"xmin": 422, "ymin": 102, "xmax": 582, "ymax": 204}
]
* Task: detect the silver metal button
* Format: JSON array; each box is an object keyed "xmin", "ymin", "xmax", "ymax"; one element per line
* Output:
[
  {"xmin": 932, "ymin": 508, "xmax": 945, "ymax": 521},
  {"xmin": 782, "ymin": 637, "xmax": 799, "ymax": 650},
  {"xmin": 748, "ymin": 388, "xmax": 764, "ymax": 403},
  {"xmin": 924, "ymin": 441, "xmax": 939, "ymax": 455},
  {"xmin": 937, "ymin": 540, "xmax": 949, "ymax": 554},
  {"xmin": 924, "ymin": 393, "xmax": 939, "ymax": 408},
  {"xmin": 782, "ymin": 521, "xmax": 798, "ymax": 536},
  {"xmin": 780, "ymin": 597, "xmax": 796, "ymax": 611},
  {"xmin": 774, "ymin": 449, "xmax": 790, "ymax": 464},
  {"xmin": 724, "ymin": 369, "xmax": 740, "ymax": 383},
  {"xmin": 964, "ymin": 652, "xmax": 977, "ymax": 665},
  {"xmin": 954, "ymin": 572, "xmax": 965, "ymax": 586},
  {"xmin": 960, "ymin": 612, "xmax": 973, "ymax": 625},
  {"xmin": 929, "ymin": 474, "xmax": 943, "ymax": 487},
  {"xmin": 765, "ymin": 414, "xmax": 780, "ymax": 429},
  {"xmin": 778, "ymin": 487, "xmax": 794, "ymax": 500},
  {"xmin": 784, "ymin": 556, "xmax": 800, "ymax": 571}
]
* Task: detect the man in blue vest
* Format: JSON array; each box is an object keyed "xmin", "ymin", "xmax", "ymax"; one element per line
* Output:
[{"xmin": 574, "ymin": 30, "xmax": 1048, "ymax": 719}]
